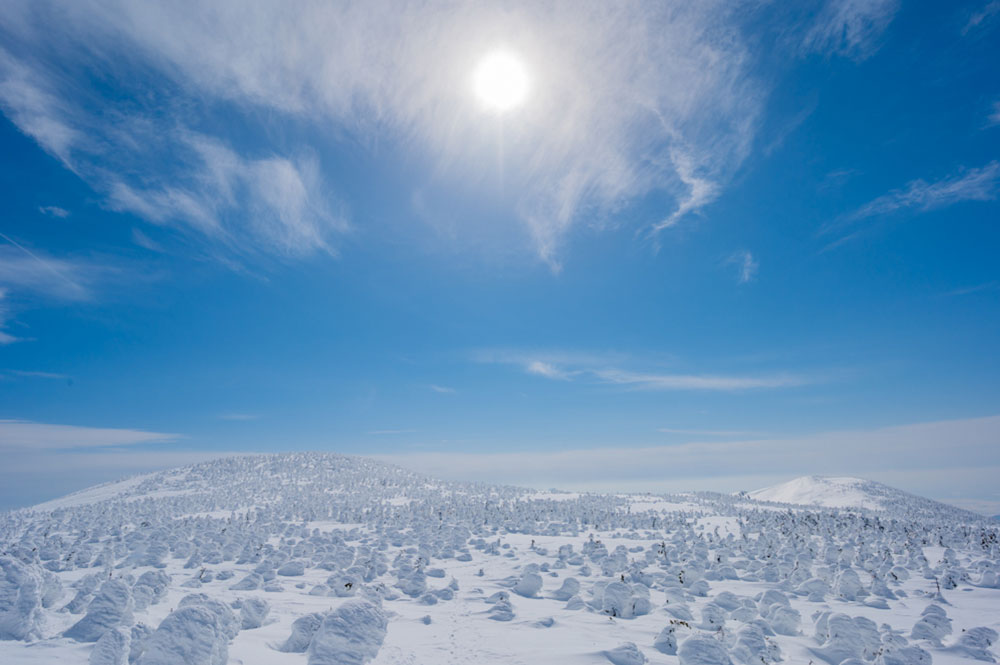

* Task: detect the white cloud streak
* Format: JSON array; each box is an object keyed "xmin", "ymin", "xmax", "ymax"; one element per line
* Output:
[
  {"xmin": 728, "ymin": 250, "xmax": 758, "ymax": 283},
  {"xmin": 477, "ymin": 349, "xmax": 807, "ymax": 392},
  {"xmin": 0, "ymin": 237, "xmax": 95, "ymax": 302},
  {"xmin": 0, "ymin": 49, "xmax": 81, "ymax": 167},
  {"xmin": 38, "ymin": 205, "xmax": 69, "ymax": 218},
  {"xmin": 963, "ymin": 1, "xmax": 1000, "ymax": 34},
  {"xmin": 0, "ymin": 237, "xmax": 139, "ymax": 343},
  {"xmin": 989, "ymin": 100, "xmax": 1000, "ymax": 126},
  {"xmin": 525, "ymin": 361, "xmax": 575, "ymax": 381},
  {"xmin": 0, "ymin": 420, "xmax": 179, "ymax": 450},
  {"xmin": 647, "ymin": 150, "xmax": 720, "ymax": 237},
  {"xmin": 593, "ymin": 368, "xmax": 802, "ymax": 391},
  {"xmin": 802, "ymin": 0, "xmax": 899, "ymax": 61},
  {"xmin": 852, "ymin": 162, "xmax": 1000, "ymax": 218},
  {"xmin": 823, "ymin": 161, "xmax": 1000, "ymax": 247},
  {"xmin": 103, "ymin": 134, "xmax": 347, "ymax": 257},
  {"xmin": 3, "ymin": 370, "xmax": 69, "ymax": 380},
  {"xmin": 0, "ymin": 289, "xmax": 16, "ymax": 345}
]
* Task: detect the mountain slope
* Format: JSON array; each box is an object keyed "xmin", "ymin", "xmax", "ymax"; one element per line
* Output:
[
  {"xmin": 748, "ymin": 475, "xmax": 981, "ymax": 521},
  {"xmin": 1, "ymin": 455, "xmax": 997, "ymax": 665},
  {"xmin": 749, "ymin": 475, "xmax": 890, "ymax": 510}
]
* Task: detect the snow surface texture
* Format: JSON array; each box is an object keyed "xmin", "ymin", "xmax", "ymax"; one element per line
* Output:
[{"xmin": 0, "ymin": 453, "xmax": 997, "ymax": 665}]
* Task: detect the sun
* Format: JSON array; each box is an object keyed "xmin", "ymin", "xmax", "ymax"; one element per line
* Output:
[{"xmin": 473, "ymin": 50, "xmax": 529, "ymax": 113}]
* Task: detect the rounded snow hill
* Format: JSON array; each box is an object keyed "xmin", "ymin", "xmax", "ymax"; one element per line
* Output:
[
  {"xmin": 749, "ymin": 476, "xmax": 887, "ymax": 510},
  {"xmin": 745, "ymin": 475, "xmax": 984, "ymax": 522}
]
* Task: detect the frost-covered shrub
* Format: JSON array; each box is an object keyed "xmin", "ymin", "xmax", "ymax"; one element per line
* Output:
[
  {"xmin": 137, "ymin": 606, "xmax": 229, "ymax": 665},
  {"xmin": 230, "ymin": 573, "xmax": 261, "ymax": 591},
  {"xmin": 653, "ymin": 621, "xmax": 690, "ymax": 655},
  {"xmin": 177, "ymin": 593, "xmax": 239, "ymax": 641},
  {"xmin": 678, "ymin": 634, "xmax": 733, "ymax": 665},
  {"xmin": 768, "ymin": 605, "xmax": 800, "ymax": 636},
  {"xmin": 945, "ymin": 626, "xmax": 997, "ymax": 662},
  {"xmin": 0, "ymin": 557, "xmax": 63, "ymax": 641},
  {"xmin": 910, "ymin": 604, "xmax": 951, "ymax": 645},
  {"xmin": 730, "ymin": 623, "xmax": 780, "ymax": 665},
  {"xmin": 132, "ymin": 571, "xmax": 169, "ymax": 611},
  {"xmin": 307, "ymin": 600, "xmax": 387, "ymax": 665},
  {"xmin": 281, "ymin": 612, "xmax": 325, "ymax": 652},
  {"xmin": 276, "ymin": 560, "xmax": 306, "ymax": 576},
  {"xmin": 514, "ymin": 571, "xmax": 542, "ymax": 598},
  {"xmin": 65, "ymin": 579, "xmax": 134, "ymax": 642},
  {"xmin": 89, "ymin": 627, "xmax": 130, "ymax": 665}
]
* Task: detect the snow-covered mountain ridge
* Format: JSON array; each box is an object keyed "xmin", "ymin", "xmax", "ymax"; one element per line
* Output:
[
  {"xmin": 747, "ymin": 475, "xmax": 978, "ymax": 521},
  {"xmin": 1, "ymin": 453, "xmax": 998, "ymax": 665}
]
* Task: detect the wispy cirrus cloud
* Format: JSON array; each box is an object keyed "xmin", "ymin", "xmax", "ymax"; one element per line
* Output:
[
  {"xmin": 823, "ymin": 161, "xmax": 1000, "ymax": 247},
  {"xmin": 963, "ymin": 0, "xmax": 1000, "ymax": 35},
  {"xmin": 105, "ymin": 135, "xmax": 348, "ymax": 257},
  {"xmin": 0, "ymin": 419, "xmax": 178, "ymax": 450},
  {"xmin": 802, "ymin": 0, "xmax": 899, "ymax": 61},
  {"xmin": 38, "ymin": 205, "xmax": 69, "ymax": 218},
  {"xmin": 0, "ymin": 41, "xmax": 347, "ymax": 261},
  {"xmin": 428, "ymin": 384, "xmax": 456, "ymax": 394},
  {"xmin": 727, "ymin": 250, "xmax": 758, "ymax": 284},
  {"xmin": 0, "ymin": 0, "xmax": 769, "ymax": 266},
  {"xmin": 592, "ymin": 367, "xmax": 804, "ymax": 391},
  {"xmin": 0, "ymin": 235, "xmax": 120, "ymax": 343},
  {"xmin": 0, "ymin": 235, "xmax": 142, "ymax": 343},
  {"xmin": 0, "ymin": 289, "xmax": 16, "ymax": 345},
  {"xmin": 647, "ymin": 149, "xmax": 720, "ymax": 238},
  {"xmin": 945, "ymin": 281, "xmax": 1000, "ymax": 297},
  {"xmin": 0, "ymin": 237, "xmax": 96, "ymax": 302},
  {"xmin": 2, "ymin": 370, "xmax": 70, "ymax": 380},
  {"xmin": 988, "ymin": 100, "xmax": 1000, "ymax": 126},
  {"xmin": 476, "ymin": 349, "xmax": 808, "ymax": 392},
  {"xmin": 0, "ymin": 49, "xmax": 81, "ymax": 166},
  {"xmin": 852, "ymin": 162, "xmax": 1000, "ymax": 217},
  {"xmin": 525, "ymin": 361, "xmax": 576, "ymax": 381}
]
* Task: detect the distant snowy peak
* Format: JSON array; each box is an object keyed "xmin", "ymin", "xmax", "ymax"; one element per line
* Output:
[
  {"xmin": 747, "ymin": 475, "xmax": 983, "ymax": 522},
  {"xmin": 749, "ymin": 476, "xmax": 890, "ymax": 511}
]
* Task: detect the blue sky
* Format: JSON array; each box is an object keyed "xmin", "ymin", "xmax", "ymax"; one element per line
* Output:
[{"xmin": 1, "ymin": 0, "xmax": 999, "ymax": 511}]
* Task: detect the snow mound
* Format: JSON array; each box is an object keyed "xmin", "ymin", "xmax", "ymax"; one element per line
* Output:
[{"xmin": 604, "ymin": 641, "xmax": 647, "ymax": 665}]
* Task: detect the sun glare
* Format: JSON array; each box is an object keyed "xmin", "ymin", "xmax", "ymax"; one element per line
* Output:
[{"xmin": 473, "ymin": 50, "xmax": 529, "ymax": 113}]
